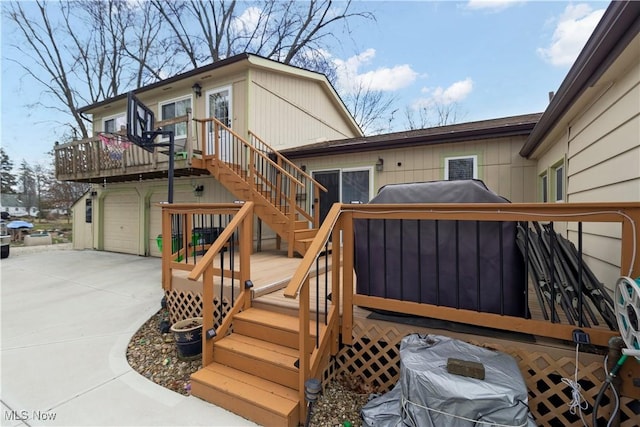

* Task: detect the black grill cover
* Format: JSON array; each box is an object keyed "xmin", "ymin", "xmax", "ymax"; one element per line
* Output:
[{"xmin": 354, "ymin": 180, "xmax": 526, "ymax": 317}]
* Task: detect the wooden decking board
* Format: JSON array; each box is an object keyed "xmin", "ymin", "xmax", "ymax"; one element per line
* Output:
[
  {"xmin": 198, "ymin": 362, "xmax": 299, "ymax": 402},
  {"xmin": 216, "ymin": 334, "xmax": 299, "ymax": 367},
  {"xmin": 235, "ymin": 307, "xmax": 325, "ymax": 335}
]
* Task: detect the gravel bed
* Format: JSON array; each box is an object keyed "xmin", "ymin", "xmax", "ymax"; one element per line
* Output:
[{"xmin": 126, "ymin": 309, "xmax": 374, "ymax": 426}]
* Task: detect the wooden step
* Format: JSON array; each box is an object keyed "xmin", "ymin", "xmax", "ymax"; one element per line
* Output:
[
  {"xmin": 294, "ymin": 228, "xmax": 317, "ymax": 240},
  {"xmin": 214, "ymin": 334, "xmax": 298, "ymax": 389},
  {"xmin": 233, "ymin": 307, "xmax": 324, "ymax": 349},
  {"xmin": 191, "ymin": 362, "xmax": 299, "ymax": 427}
]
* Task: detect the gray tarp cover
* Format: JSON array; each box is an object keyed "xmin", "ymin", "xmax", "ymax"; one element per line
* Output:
[
  {"xmin": 354, "ymin": 180, "xmax": 526, "ymax": 316},
  {"xmin": 361, "ymin": 334, "xmax": 535, "ymax": 427}
]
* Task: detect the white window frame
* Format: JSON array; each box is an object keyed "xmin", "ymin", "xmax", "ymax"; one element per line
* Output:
[
  {"xmin": 102, "ymin": 112, "xmax": 126, "ymax": 133},
  {"xmin": 159, "ymin": 95, "xmax": 193, "ymax": 141},
  {"xmin": 553, "ymin": 163, "xmax": 565, "ymax": 202},
  {"xmin": 444, "ymin": 155, "xmax": 478, "ymax": 180},
  {"xmin": 341, "ymin": 166, "xmax": 374, "ymax": 204}
]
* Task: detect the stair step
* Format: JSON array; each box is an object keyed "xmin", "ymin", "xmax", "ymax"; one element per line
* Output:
[
  {"xmin": 191, "ymin": 362, "xmax": 299, "ymax": 427},
  {"xmin": 294, "ymin": 229, "xmax": 317, "ymax": 240},
  {"xmin": 214, "ymin": 334, "xmax": 298, "ymax": 389},
  {"xmin": 233, "ymin": 307, "xmax": 324, "ymax": 349}
]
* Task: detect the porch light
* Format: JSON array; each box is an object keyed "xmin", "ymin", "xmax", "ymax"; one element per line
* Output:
[
  {"xmin": 192, "ymin": 82, "xmax": 202, "ymax": 97},
  {"xmin": 376, "ymin": 157, "xmax": 384, "ymax": 172},
  {"xmin": 193, "ymin": 184, "xmax": 204, "ymax": 197}
]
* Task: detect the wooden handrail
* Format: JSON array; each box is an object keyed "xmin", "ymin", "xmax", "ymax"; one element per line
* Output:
[
  {"xmin": 187, "ymin": 202, "xmax": 255, "ymax": 281},
  {"xmin": 284, "ymin": 203, "xmax": 343, "ymax": 298},
  {"xmin": 249, "ymin": 131, "xmax": 328, "ymax": 193},
  {"xmin": 194, "ymin": 117, "xmax": 305, "ymax": 188}
]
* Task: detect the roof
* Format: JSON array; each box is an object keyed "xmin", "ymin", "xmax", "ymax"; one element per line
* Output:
[
  {"xmin": 1, "ymin": 194, "xmax": 24, "ymax": 208},
  {"xmin": 78, "ymin": 53, "xmax": 361, "ymax": 135},
  {"xmin": 520, "ymin": 1, "xmax": 640, "ymax": 158},
  {"xmin": 282, "ymin": 113, "xmax": 542, "ymax": 158}
]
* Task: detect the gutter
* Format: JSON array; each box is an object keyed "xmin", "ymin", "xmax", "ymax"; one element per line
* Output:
[{"xmin": 520, "ymin": 1, "xmax": 640, "ymax": 158}]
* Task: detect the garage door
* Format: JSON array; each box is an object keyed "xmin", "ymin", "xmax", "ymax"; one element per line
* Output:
[
  {"xmin": 103, "ymin": 192, "xmax": 140, "ymax": 254},
  {"xmin": 149, "ymin": 191, "xmax": 195, "ymax": 257}
]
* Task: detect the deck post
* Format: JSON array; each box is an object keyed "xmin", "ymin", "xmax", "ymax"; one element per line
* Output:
[
  {"xmin": 240, "ymin": 205, "xmax": 253, "ymax": 310},
  {"xmin": 202, "ymin": 263, "xmax": 215, "ymax": 366},
  {"xmin": 298, "ymin": 279, "xmax": 310, "ymax": 423},
  {"xmin": 331, "ymin": 224, "xmax": 342, "ymax": 354},
  {"xmin": 341, "ymin": 210, "xmax": 354, "ymax": 345}
]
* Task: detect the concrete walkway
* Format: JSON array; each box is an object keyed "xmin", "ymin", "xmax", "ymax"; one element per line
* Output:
[{"xmin": 1, "ymin": 247, "xmax": 257, "ymax": 426}]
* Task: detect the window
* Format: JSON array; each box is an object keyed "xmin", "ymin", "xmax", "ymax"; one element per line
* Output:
[
  {"xmin": 160, "ymin": 96, "xmax": 192, "ymax": 139},
  {"xmin": 85, "ymin": 199, "xmax": 92, "ymax": 223},
  {"xmin": 554, "ymin": 164, "xmax": 564, "ymax": 202},
  {"xmin": 342, "ymin": 169, "xmax": 371, "ymax": 204},
  {"xmin": 445, "ymin": 155, "xmax": 477, "ymax": 180},
  {"xmin": 103, "ymin": 113, "xmax": 126, "ymax": 133},
  {"xmin": 540, "ymin": 173, "xmax": 548, "ymax": 202}
]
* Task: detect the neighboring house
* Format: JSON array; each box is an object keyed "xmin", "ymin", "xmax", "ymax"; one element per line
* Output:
[
  {"xmin": 520, "ymin": 0, "xmax": 639, "ymax": 290},
  {"xmin": 0, "ymin": 194, "xmax": 37, "ymax": 217},
  {"xmin": 57, "ymin": 53, "xmax": 362, "ymax": 255}
]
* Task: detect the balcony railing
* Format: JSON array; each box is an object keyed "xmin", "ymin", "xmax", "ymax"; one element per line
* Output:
[
  {"xmin": 54, "ymin": 113, "xmax": 197, "ymax": 182},
  {"xmin": 282, "ymin": 202, "xmax": 640, "ymax": 417}
]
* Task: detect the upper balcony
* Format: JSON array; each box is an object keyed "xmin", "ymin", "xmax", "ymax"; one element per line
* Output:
[{"xmin": 54, "ymin": 113, "xmax": 209, "ymax": 183}]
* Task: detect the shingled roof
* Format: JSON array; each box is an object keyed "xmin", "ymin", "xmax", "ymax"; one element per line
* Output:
[{"xmin": 282, "ymin": 113, "xmax": 542, "ymax": 159}]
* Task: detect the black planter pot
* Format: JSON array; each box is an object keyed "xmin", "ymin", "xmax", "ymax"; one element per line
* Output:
[{"xmin": 170, "ymin": 317, "xmax": 203, "ymax": 360}]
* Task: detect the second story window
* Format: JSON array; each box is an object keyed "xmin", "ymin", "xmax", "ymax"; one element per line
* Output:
[
  {"xmin": 445, "ymin": 155, "xmax": 478, "ymax": 180},
  {"xmin": 103, "ymin": 113, "xmax": 126, "ymax": 133},
  {"xmin": 160, "ymin": 96, "xmax": 191, "ymax": 139}
]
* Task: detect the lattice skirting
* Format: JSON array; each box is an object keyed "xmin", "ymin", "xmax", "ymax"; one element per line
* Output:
[
  {"xmin": 330, "ymin": 319, "xmax": 639, "ymax": 427},
  {"xmin": 164, "ymin": 290, "xmax": 231, "ymax": 329}
]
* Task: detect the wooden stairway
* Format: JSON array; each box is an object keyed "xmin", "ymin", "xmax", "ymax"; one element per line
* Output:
[
  {"xmin": 207, "ymin": 157, "xmax": 317, "ymax": 257},
  {"xmin": 190, "ymin": 307, "xmax": 325, "ymax": 427}
]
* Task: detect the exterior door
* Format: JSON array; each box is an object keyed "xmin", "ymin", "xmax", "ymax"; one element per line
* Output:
[
  {"xmin": 312, "ymin": 170, "xmax": 340, "ymax": 223},
  {"xmin": 206, "ymin": 86, "xmax": 232, "ymax": 162}
]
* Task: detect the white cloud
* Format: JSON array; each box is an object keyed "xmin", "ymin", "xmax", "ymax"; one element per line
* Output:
[
  {"xmin": 466, "ymin": 0, "xmax": 524, "ymax": 12},
  {"xmin": 231, "ymin": 6, "xmax": 262, "ymax": 35},
  {"xmin": 537, "ymin": 4, "xmax": 605, "ymax": 67},
  {"xmin": 414, "ymin": 78, "xmax": 474, "ymax": 108},
  {"xmin": 333, "ymin": 49, "xmax": 418, "ymax": 94}
]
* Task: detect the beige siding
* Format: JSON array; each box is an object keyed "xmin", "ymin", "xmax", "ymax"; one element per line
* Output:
[
  {"xmin": 72, "ymin": 193, "xmax": 93, "ymax": 250},
  {"xmin": 249, "ymin": 69, "xmax": 358, "ymax": 149},
  {"xmin": 296, "ymin": 135, "xmax": 535, "ymax": 202},
  {"xmin": 535, "ymin": 42, "xmax": 640, "ymax": 289}
]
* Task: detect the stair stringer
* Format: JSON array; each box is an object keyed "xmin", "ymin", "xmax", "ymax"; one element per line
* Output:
[{"xmin": 206, "ymin": 159, "xmax": 315, "ymax": 256}]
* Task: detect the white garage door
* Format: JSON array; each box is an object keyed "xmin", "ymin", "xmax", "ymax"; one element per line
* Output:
[
  {"xmin": 149, "ymin": 191, "xmax": 195, "ymax": 257},
  {"xmin": 103, "ymin": 192, "xmax": 140, "ymax": 254}
]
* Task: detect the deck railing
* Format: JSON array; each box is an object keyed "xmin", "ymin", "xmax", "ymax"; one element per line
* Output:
[
  {"xmin": 249, "ymin": 131, "xmax": 327, "ymax": 228},
  {"xmin": 160, "ymin": 202, "xmax": 254, "ymax": 365},
  {"xmin": 196, "ymin": 117, "xmax": 314, "ymax": 255},
  {"xmin": 283, "ymin": 202, "xmax": 640, "ymax": 417},
  {"xmin": 54, "ymin": 112, "xmax": 193, "ymax": 180}
]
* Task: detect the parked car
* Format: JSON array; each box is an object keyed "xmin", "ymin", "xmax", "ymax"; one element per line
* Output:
[{"xmin": 1, "ymin": 220, "xmax": 10, "ymax": 258}]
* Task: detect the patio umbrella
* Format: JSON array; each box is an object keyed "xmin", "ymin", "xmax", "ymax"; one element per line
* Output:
[{"xmin": 7, "ymin": 220, "xmax": 34, "ymax": 229}]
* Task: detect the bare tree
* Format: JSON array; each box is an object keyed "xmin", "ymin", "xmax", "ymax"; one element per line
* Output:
[
  {"xmin": 149, "ymin": 0, "xmax": 373, "ymax": 72},
  {"xmin": 405, "ymin": 102, "xmax": 465, "ymax": 130},
  {"xmin": 344, "ymin": 82, "xmax": 397, "ymax": 135}
]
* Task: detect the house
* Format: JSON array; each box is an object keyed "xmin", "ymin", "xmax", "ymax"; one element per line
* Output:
[
  {"xmin": 54, "ymin": 2, "xmax": 640, "ymax": 425},
  {"xmin": 519, "ymin": 0, "xmax": 639, "ymax": 290},
  {"xmin": 0, "ymin": 194, "xmax": 38, "ymax": 218},
  {"xmin": 59, "ymin": 53, "xmax": 362, "ymax": 256}
]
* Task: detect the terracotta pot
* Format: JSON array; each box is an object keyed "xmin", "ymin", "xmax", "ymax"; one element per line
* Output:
[{"xmin": 170, "ymin": 317, "xmax": 203, "ymax": 360}]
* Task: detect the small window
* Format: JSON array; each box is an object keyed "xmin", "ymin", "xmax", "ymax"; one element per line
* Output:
[
  {"xmin": 554, "ymin": 164, "xmax": 564, "ymax": 202},
  {"xmin": 160, "ymin": 96, "xmax": 191, "ymax": 139},
  {"xmin": 85, "ymin": 199, "xmax": 92, "ymax": 223},
  {"xmin": 103, "ymin": 114, "xmax": 126, "ymax": 133},
  {"xmin": 445, "ymin": 155, "xmax": 477, "ymax": 180},
  {"xmin": 540, "ymin": 173, "xmax": 548, "ymax": 202}
]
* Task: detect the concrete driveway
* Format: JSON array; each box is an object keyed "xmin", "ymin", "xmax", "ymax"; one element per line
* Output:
[{"xmin": 1, "ymin": 247, "xmax": 257, "ymax": 426}]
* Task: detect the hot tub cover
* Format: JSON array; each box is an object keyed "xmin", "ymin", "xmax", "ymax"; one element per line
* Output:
[
  {"xmin": 361, "ymin": 333, "xmax": 536, "ymax": 427},
  {"xmin": 354, "ymin": 179, "xmax": 526, "ymax": 316}
]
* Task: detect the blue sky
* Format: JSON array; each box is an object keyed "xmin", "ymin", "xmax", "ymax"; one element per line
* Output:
[{"xmin": 1, "ymin": 0, "xmax": 609, "ymax": 168}]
